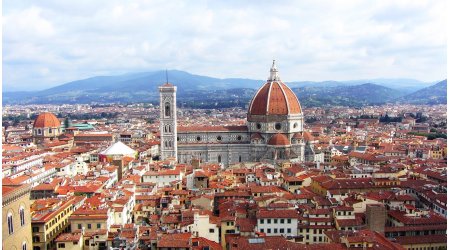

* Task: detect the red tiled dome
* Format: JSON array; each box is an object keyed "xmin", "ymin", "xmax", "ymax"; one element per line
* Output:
[
  {"xmin": 250, "ymin": 133, "xmax": 264, "ymax": 140},
  {"xmin": 268, "ymin": 133, "xmax": 290, "ymax": 146},
  {"xmin": 33, "ymin": 112, "xmax": 61, "ymax": 128},
  {"xmin": 292, "ymin": 132, "xmax": 303, "ymax": 139},
  {"xmin": 248, "ymin": 61, "xmax": 302, "ymax": 116}
]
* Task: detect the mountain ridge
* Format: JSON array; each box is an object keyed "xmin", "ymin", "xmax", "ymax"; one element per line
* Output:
[{"xmin": 2, "ymin": 70, "xmax": 445, "ymax": 107}]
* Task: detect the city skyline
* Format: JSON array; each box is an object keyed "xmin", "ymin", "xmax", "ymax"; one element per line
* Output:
[{"xmin": 3, "ymin": 0, "xmax": 447, "ymax": 91}]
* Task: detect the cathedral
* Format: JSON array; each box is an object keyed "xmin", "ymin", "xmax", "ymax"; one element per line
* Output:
[{"xmin": 159, "ymin": 61, "xmax": 306, "ymax": 165}]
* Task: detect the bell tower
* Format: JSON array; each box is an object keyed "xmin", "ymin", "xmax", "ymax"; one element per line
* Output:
[{"xmin": 159, "ymin": 83, "xmax": 177, "ymax": 161}]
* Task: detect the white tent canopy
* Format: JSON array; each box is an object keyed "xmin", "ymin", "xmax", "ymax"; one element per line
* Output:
[{"xmin": 100, "ymin": 141, "xmax": 136, "ymax": 156}]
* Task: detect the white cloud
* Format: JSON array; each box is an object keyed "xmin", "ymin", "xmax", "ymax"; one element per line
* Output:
[{"xmin": 2, "ymin": 0, "xmax": 446, "ymax": 91}]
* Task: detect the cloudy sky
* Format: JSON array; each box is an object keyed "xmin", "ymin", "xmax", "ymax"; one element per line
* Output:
[{"xmin": 3, "ymin": 0, "xmax": 447, "ymax": 91}]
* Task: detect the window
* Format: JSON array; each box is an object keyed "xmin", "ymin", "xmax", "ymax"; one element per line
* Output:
[
  {"xmin": 78, "ymin": 224, "xmax": 82, "ymax": 230},
  {"xmin": 7, "ymin": 213, "xmax": 13, "ymax": 234},
  {"xmin": 196, "ymin": 136, "xmax": 201, "ymax": 141},
  {"xmin": 274, "ymin": 219, "xmax": 278, "ymax": 223},
  {"xmin": 48, "ymin": 128, "xmax": 52, "ymax": 134},
  {"xmin": 37, "ymin": 129, "xmax": 42, "ymax": 135},
  {"xmin": 274, "ymin": 228, "xmax": 278, "ymax": 233},
  {"xmin": 260, "ymin": 219, "xmax": 264, "ymax": 224},
  {"xmin": 280, "ymin": 219, "xmax": 285, "ymax": 224},
  {"xmin": 209, "ymin": 228, "xmax": 214, "ymax": 233},
  {"xmin": 33, "ymin": 227, "xmax": 39, "ymax": 233},
  {"xmin": 293, "ymin": 123, "xmax": 298, "ymax": 128},
  {"xmin": 97, "ymin": 223, "xmax": 101, "ymax": 229},
  {"xmin": 256, "ymin": 123, "xmax": 262, "ymax": 129},
  {"xmin": 267, "ymin": 228, "xmax": 271, "ymax": 233},
  {"xmin": 260, "ymin": 229, "xmax": 264, "ymax": 233},
  {"xmin": 218, "ymin": 155, "xmax": 221, "ymax": 163},
  {"xmin": 237, "ymin": 135, "xmax": 242, "ymax": 141},
  {"xmin": 280, "ymin": 228, "xmax": 285, "ymax": 233},
  {"xmin": 58, "ymin": 243, "xmax": 65, "ymax": 248},
  {"xmin": 287, "ymin": 228, "xmax": 291, "ymax": 234},
  {"xmin": 164, "ymin": 102, "xmax": 171, "ymax": 117},
  {"xmin": 267, "ymin": 219, "xmax": 271, "ymax": 224},
  {"xmin": 217, "ymin": 136, "xmax": 222, "ymax": 141},
  {"xmin": 87, "ymin": 224, "xmax": 91, "ymax": 229},
  {"xmin": 275, "ymin": 123, "xmax": 282, "ymax": 130},
  {"xmin": 287, "ymin": 219, "xmax": 291, "ymax": 223},
  {"xmin": 33, "ymin": 236, "xmax": 40, "ymax": 243},
  {"xmin": 239, "ymin": 156, "xmax": 242, "ymax": 162},
  {"xmin": 22, "ymin": 242, "xmax": 27, "ymax": 250},
  {"xmin": 20, "ymin": 207, "xmax": 25, "ymax": 226}
]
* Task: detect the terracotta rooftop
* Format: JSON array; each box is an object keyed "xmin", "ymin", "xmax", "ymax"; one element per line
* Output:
[{"xmin": 33, "ymin": 112, "xmax": 61, "ymax": 128}]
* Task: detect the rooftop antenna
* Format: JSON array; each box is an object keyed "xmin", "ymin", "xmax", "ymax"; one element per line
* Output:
[{"xmin": 165, "ymin": 69, "xmax": 169, "ymax": 84}]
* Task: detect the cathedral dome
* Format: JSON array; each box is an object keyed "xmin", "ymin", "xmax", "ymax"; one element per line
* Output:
[
  {"xmin": 268, "ymin": 133, "xmax": 290, "ymax": 146},
  {"xmin": 248, "ymin": 61, "xmax": 302, "ymax": 116},
  {"xmin": 33, "ymin": 112, "xmax": 61, "ymax": 128}
]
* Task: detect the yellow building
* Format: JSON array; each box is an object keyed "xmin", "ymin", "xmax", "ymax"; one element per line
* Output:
[
  {"xmin": 55, "ymin": 233, "xmax": 83, "ymax": 250},
  {"xmin": 430, "ymin": 146, "xmax": 444, "ymax": 160},
  {"xmin": 69, "ymin": 208, "xmax": 112, "ymax": 233},
  {"xmin": 220, "ymin": 218, "xmax": 236, "ymax": 249},
  {"xmin": 2, "ymin": 183, "xmax": 32, "ymax": 250},
  {"xmin": 31, "ymin": 197, "xmax": 79, "ymax": 250}
]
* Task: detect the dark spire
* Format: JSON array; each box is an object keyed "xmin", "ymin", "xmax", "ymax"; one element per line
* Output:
[{"xmin": 165, "ymin": 69, "xmax": 169, "ymax": 84}]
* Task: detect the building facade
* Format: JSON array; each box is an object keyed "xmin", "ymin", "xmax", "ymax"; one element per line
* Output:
[
  {"xmin": 160, "ymin": 61, "xmax": 306, "ymax": 165},
  {"xmin": 159, "ymin": 83, "xmax": 178, "ymax": 161},
  {"xmin": 2, "ymin": 183, "xmax": 32, "ymax": 250}
]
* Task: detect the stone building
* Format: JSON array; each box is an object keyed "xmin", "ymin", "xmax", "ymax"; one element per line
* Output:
[
  {"xmin": 160, "ymin": 61, "xmax": 306, "ymax": 166},
  {"xmin": 2, "ymin": 182, "xmax": 32, "ymax": 250}
]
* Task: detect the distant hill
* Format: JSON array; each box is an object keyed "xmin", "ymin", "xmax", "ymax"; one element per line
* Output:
[
  {"xmin": 2, "ymin": 70, "xmax": 442, "ymax": 107},
  {"xmin": 397, "ymin": 80, "xmax": 447, "ymax": 105},
  {"xmin": 292, "ymin": 83, "xmax": 404, "ymax": 107},
  {"xmin": 2, "ymin": 70, "xmax": 263, "ymax": 105}
]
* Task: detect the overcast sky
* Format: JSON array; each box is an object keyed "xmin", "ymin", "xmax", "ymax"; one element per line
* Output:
[{"xmin": 3, "ymin": 0, "xmax": 447, "ymax": 91}]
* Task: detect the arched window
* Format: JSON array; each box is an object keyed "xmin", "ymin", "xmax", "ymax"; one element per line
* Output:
[
  {"xmin": 19, "ymin": 206, "xmax": 25, "ymax": 226},
  {"xmin": 22, "ymin": 242, "xmax": 27, "ymax": 250},
  {"xmin": 7, "ymin": 213, "xmax": 13, "ymax": 234},
  {"xmin": 218, "ymin": 155, "xmax": 221, "ymax": 163},
  {"xmin": 164, "ymin": 102, "xmax": 171, "ymax": 117},
  {"xmin": 37, "ymin": 129, "xmax": 42, "ymax": 135},
  {"xmin": 239, "ymin": 156, "xmax": 242, "ymax": 162}
]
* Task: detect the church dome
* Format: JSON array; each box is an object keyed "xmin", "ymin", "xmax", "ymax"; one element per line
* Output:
[
  {"xmin": 268, "ymin": 133, "xmax": 290, "ymax": 146},
  {"xmin": 248, "ymin": 61, "xmax": 302, "ymax": 116},
  {"xmin": 33, "ymin": 112, "xmax": 61, "ymax": 128}
]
